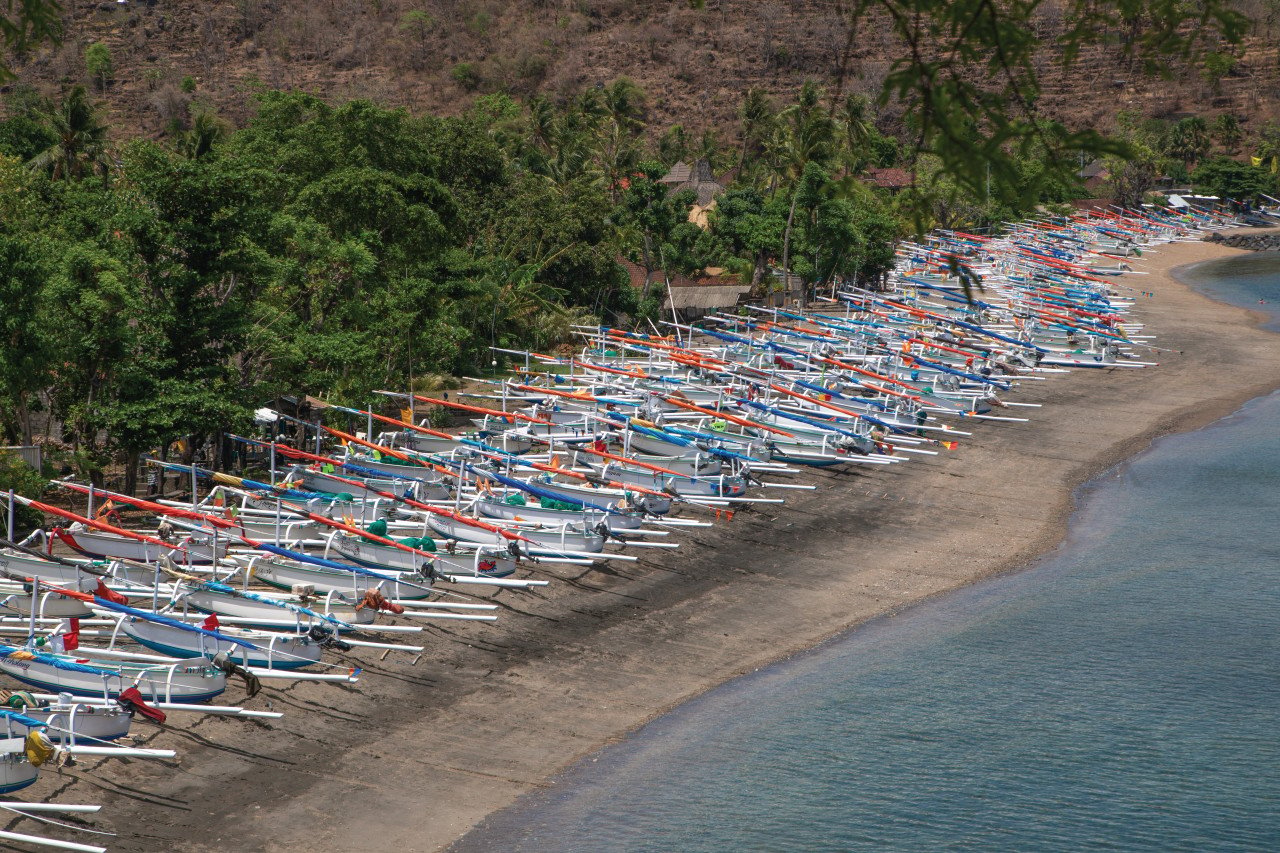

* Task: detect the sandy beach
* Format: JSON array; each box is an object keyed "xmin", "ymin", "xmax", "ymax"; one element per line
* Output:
[{"xmin": 26, "ymin": 237, "xmax": 1280, "ymax": 852}]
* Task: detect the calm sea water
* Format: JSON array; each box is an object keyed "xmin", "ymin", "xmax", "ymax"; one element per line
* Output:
[{"xmin": 456, "ymin": 252, "xmax": 1280, "ymax": 853}]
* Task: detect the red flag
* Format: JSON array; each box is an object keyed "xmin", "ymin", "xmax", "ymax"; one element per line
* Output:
[
  {"xmin": 94, "ymin": 580, "xmax": 128, "ymax": 606},
  {"xmin": 202, "ymin": 613, "xmax": 220, "ymax": 631},
  {"xmin": 117, "ymin": 687, "xmax": 167, "ymax": 724},
  {"xmin": 62, "ymin": 618, "xmax": 80, "ymax": 652}
]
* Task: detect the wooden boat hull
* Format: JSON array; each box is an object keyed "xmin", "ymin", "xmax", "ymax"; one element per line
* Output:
[
  {"xmin": 55, "ymin": 526, "xmax": 227, "ymax": 565},
  {"xmin": 329, "ymin": 533, "xmax": 517, "ymax": 578},
  {"xmin": 595, "ymin": 464, "xmax": 747, "ymax": 498},
  {"xmin": 0, "ymin": 649, "xmax": 227, "ymax": 703},
  {"xmin": 121, "ymin": 619, "xmax": 321, "ymax": 670},
  {"xmin": 0, "ymin": 551, "xmax": 91, "ymax": 585},
  {"xmin": 476, "ymin": 497, "xmax": 641, "ymax": 532},
  {"xmin": 425, "ymin": 514, "xmax": 605, "ymax": 554},
  {"xmin": 398, "ymin": 431, "xmax": 459, "ymax": 454},
  {"xmin": 15, "ymin": 704, "xmax": 133, "ymax": 744},
  {"xmin": 0, "ymin": 749, "xmax": 37, "ymax": 794},
  {"xmin": 250, "ymin": 558, "xmax": 434, "ymax": 600},
  {"xmin": 533, "ymin": 478, "xmax": 672, "ymax": 516},
  {"xmin": 180, "ymin": 588, "xmax": 375, "ymax": 630},
  {"xmin": 0, "ymin": 590, "xmax": 95, "ymax": 619},
  {"xmin": 290, "ymin": 466, "xmax": 415, "ymax": 498}
]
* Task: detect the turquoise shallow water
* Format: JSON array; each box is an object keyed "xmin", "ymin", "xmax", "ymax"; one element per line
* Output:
[{"xmin": 456, "ymin": 252, "xmax": 1280, "ymax": 852}]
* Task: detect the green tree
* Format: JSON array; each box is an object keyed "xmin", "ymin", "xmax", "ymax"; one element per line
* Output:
[
  {"xmin": 175, "ymin": 111, "xmax": 230, "ymax": 160},
  {"xmin": 84, "ymin": 42, "xmax": 112, "ymax": 92},
  {"xmin": 1106, "ymin": 140, "xmax": 1163, "ymax": 208},
  {"xmin": 617, "ymin": 162, "xmax": 695, "ymax": 301},
  {"xmin": 1210, "ymin": 114, "xmax": 1243, "ymax": 154},
  {"xmin": 767, "ymin": 84, "xmax": 838, "ymax": 306},
  {"xmin": 836, "ymin": 93, "xmax": 874, "ymax": 173},
  {"xmin": 0, "ymin": 229, "xmax": 51, "ymax": 445},
  {"xmin": 737, "ymin": 88, "xmax": 776, "ymax": 174},
  {"xmin": 594, "ymin": 79, "xmax": 647, "ymax": 202},
  {"xmin": 708, "ymin": 187, "xmax": 785, "ymax": 291},
  {"xmin": 27, "ymin": 86, "xmax": 112, "ymax": 181},
  {"xmin": 1166, "ymin": 117, "xmax": 1210, "ymax": 172},
  {"xmin": 1191, "ymin": 157, "xmax": 1276, "ymax": 201},
  {"xmin": 0, "ymin": 451, "xmax": 47, "ymax": 536},
  {"xmin": 41, "ymin": 241, "xmax": 137, "ymax": 481}
]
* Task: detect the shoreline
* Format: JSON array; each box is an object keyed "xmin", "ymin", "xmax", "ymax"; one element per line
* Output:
[{"xmin": 48, "ymin": 238, "xmax": 1280, "ymax": 852}]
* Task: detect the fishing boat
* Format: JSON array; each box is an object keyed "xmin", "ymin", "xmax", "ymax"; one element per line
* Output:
[
  {"xmin": 474, "ymin": 494, "xmax": 643, "ymax": 532},
  {"xmin": 6, "ymin": 699, "xmax": 134, "ymax": 744},
  {"xmin": 0, "ymin": 742, "xmax": 37, "ymax": 794},
  {"xmin": 178, "ymin": 582, "xmax": 376, "ymax": 630},
  {"xmin": 54, "ymin": 524, "xmax": 228, "ymax": 565},
  {"xmin": 0, "ymin": 646, "xmax": 228, "ymax": 703},
  {"xmin": 244, "ymin": 554, "xmax": 435, "ymax": 600},
  {"xmin": 326, "ymin": 531, "xmax": 517, "ymax": 579},
  {"xmin": 116, "ymin": 617, "xmax": 323, "ymax": 670},
  {"xmin": 425, "ymin": 512, "xmax": 606, "ymax": 555}
]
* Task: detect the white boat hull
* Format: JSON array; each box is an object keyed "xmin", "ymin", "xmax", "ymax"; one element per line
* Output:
[{"xmin": 121, "ymin": 618, "xmax": 322, "ymax": 670}]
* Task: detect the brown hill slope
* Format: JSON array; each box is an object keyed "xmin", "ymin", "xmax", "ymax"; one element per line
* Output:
[{"xmin": 7, "ymin": 1, "xmax": 1280, "ymax": 141}]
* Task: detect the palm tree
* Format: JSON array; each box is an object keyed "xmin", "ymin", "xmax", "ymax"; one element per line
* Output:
[
  {"xmin": 773, "ymin": 82, "xmax": 837, "ymax": 179},
  {"xmin": 737, "ymin": 88, "xmax": 776, "ymax": 174},
  {"xmin": 589, "ymin": 79, "xmax": 647, "ymax": 202},
  {"xmin": 177, "ymin": 111, "xmax": 230, "ymax": 160},
  {"xmin": 600, "ymin": 78, "xmax": 646, "ymax": 134},
  {"xmin": 525, "ymin": 95, "xmax": 558, "ymax": 155},
  {"xmin": 836, "ymin": 93, "xmax": 873, "ymax": 173},
  {"xmin": 1166, "ymin": 117, "xmax": 1209, "ymax": 172},
  {"xmin": 769, "ymin": 83, "xmax": 837, "ymax": 308},
  {"xmin": 27, "ymin": 86, "xmax": 112, "ymax": 181}
]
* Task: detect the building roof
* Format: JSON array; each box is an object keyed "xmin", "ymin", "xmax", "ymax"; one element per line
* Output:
[
  {"xmin": 864, "ymin": 167, "xmax": 913, "ymax": 189},
  {"xmin": 661, "ymin": 157, "xmax": 727, "ymax": 207},
  {"xmin": 660, "ymin": 161, "xmax": 693, "ymax": 184},
  {"xmin": 1078, "ymin": 159, "xmax": 1108, "ymax": 179},
  {"xmin": 668, "ymin": 283, "xmax": 752, "ymax": 311},
  {"xmin": 619, "ymin": 259, "xmax": 750, "ymax": 312},
  {"xmin": 620, "ymin": 259, "xmax": 739, "ymax": 288}
]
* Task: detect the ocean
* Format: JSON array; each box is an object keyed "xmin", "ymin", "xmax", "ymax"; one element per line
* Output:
[{"xmin": 455, "ymin": 252, "xmax": 1280, "ymax": 852}]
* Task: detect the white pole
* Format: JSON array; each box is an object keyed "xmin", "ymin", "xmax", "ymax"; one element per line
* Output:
[
  {"xmin": 6, "ymin": 489, "xmax": 13, "ymax": 541},
  {"xmin": 0, "ymin": 829, "xmax": 106, "ymax": 853},
  {"xmin": 26, "ymin": 577, "xmax": 37, "ymax": 646},
  {"xmin": 0, "ymin": 804, "xmax": 102, "ymax": 814}
]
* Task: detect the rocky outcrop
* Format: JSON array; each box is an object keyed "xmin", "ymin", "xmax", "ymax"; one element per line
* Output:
[{"xmin": 1204, "ymin": 231, "xmax": 1280, "ymax": 251}]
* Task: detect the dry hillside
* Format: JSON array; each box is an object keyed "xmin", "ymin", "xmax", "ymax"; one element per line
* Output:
[{"xmin": 7, "ymin": 0, "xmax": 1280, "ymax": 141}]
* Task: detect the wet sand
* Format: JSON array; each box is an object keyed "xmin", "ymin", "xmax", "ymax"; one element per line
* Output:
[{"xmin": 23, "ymin": 238, "xmax": 1280, "ymax": 852}]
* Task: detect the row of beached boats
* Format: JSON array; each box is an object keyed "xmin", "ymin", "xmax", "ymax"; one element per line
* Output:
[{"xmin": 0, "ymin": 201, "xmax": 1243, "ymax": 850}]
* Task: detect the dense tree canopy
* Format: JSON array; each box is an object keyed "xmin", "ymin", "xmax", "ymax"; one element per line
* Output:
[
  {"xmin": 0, "ymin": 81, "xmax": 919, "ymax": 485},
  {"xmin": 0, "ymin": 62, "xmax": 1263, "ymax": 489}
]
